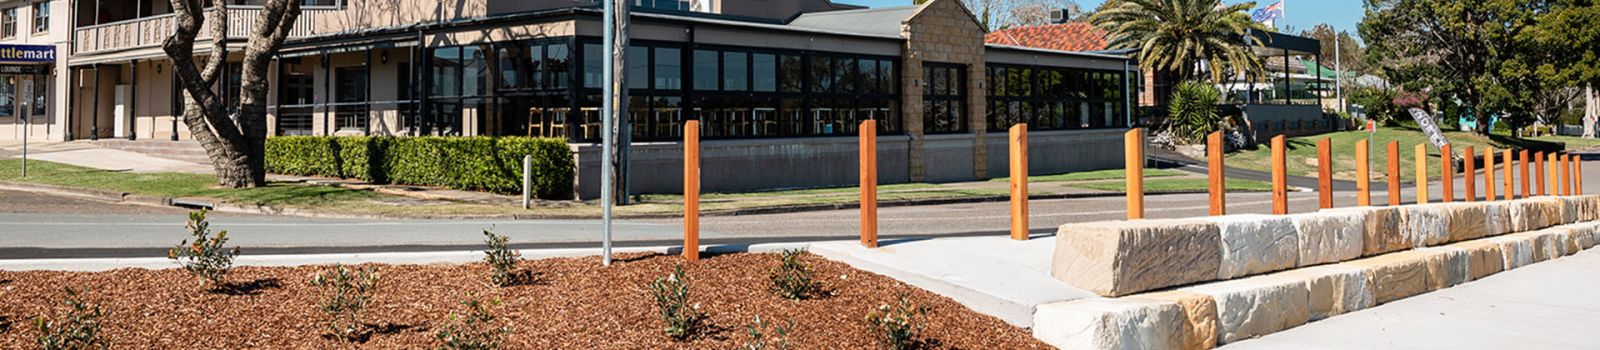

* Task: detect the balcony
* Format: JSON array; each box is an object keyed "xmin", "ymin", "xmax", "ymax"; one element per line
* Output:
[{"xmin": 73, "ymin": 7, "xmax": 335, "ymax": 56}]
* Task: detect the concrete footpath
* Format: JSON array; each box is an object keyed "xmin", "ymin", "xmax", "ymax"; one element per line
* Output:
[{"xmin": 1223, "ymin": 246, "xmax": 1600, "ymax": 349}]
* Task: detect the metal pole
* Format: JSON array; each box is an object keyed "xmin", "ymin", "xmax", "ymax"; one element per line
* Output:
[
  {"xmin": 600, "ymin": 0, "xmax": 616, "ymax": 266},
  {"xmin": 523, "ymin": 154, "xmax": 532, "ymax": 209},
  {"xmin": 1334, "ymin": 36, "xmax": 1344, "ymax": 113},
  {"xmin": 20, "ymin": 95, "xmax": 27, "ymax": 177}
]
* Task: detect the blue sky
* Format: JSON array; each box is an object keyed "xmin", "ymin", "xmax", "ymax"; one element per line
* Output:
[{"xmin": 832, "ymin": 0, "xmax": 1368, "ymax": 37}]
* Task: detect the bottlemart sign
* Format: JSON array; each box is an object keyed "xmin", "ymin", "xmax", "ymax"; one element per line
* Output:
[{"xmin": 0, "ymin": 44, "xmax": 55, "ymax": 63}]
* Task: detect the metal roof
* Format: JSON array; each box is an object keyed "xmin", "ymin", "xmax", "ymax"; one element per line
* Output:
[{"xmin": 785, "ymin": 6, "xmax": 917, "ymax": 38}]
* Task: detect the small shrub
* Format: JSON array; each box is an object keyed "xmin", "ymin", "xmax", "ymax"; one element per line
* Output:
[
  {"xmin": 769, "ymin": 249, "xmax": 819, "ymax": 301},
  {"xmin": 167, "ymin": 209, "xmax": 240, "ymax": 288},
  {"xmin": 864, "ymin": 293, "xmax": 927, "ymax": 350},
  {"xmin": 482, "ymin": 230, "xmax": 528, "ymax": 287},
  {"xmin": 649, "ymin": 265, "xmax": 705, "ymax": 340},
  {"xmin": 742, "ymin": 315, "xmax": 792, "ymax": 350},
  {"xmin": 434, "ymin": 295, "xmax": 512, "ymax": 350},
  {"xmin": 309, "ymin": 264, "xmax": 380, "ymax": 342},
  {"xmin": 1165, "ymin": 81, "xmax": 1225, "ymax": 144},
  {"xmin": 35, "ymin": 288, "xmax": 110, "ymax": 350}
]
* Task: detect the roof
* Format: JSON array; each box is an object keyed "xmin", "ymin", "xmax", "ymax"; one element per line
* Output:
[
  {"xmin": 983, "ymin": 22, "xmax": 1108, "ymax": 52},
  {"xmin": 786, "ymin": 6, "xmax": 918, "ymax": 38}
]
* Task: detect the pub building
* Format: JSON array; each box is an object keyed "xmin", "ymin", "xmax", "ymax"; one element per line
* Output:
[{"xmin": 54, "ymin": 0, "xmax": 1138, "ymax": 198}]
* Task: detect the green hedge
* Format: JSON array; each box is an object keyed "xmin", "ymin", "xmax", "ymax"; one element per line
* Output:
[{"xmin": 265, "ymin": 136, "xmax": 574, "ymax": 199}]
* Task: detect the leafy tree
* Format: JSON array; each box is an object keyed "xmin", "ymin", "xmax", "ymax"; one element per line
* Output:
[
  {"xmin": 162, "ymin": 0, "xmax": 302, "ymax": 187},
  {"xmin": 1360, "ymin": 0, "xmax": 1596, "ymax": 135},
  {"xmin": 1091, "ymin": 0, "xmax": 1272, "ymax": 83},
  {"xmin": 1300, "ymin": 23, "xmax": 1367, "ymax": 75}
]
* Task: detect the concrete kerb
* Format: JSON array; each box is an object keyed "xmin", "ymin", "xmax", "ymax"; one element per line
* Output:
[{"xmin": 0, "ymin": 241, "xmax": 812, "ymax": 272}]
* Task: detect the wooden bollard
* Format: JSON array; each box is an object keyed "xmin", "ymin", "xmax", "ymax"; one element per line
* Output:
[
  {"xmin": 1208, "ymin": 131, "xmax": 1226, "ymax": 216},
  {"xmin": 860, "ymin": 120, "xmax": 878, "ymax": 248},
  {"xmin": 1537, "ymin": 151, "xmax": 1547, "ymax": 195},
  {"xmin": 1126, "ymin": 128, "xmax": 1145, "ymax": 219},
  {"xmin": 1464, "ymin": 146, "xmax": 1476, "ymax": 202},
  {"xmin": 1388, "ymin": 141, "xmax": 1402, "ymax": 206},
  {"xmin": 1562, "ymin": 153, "xmax": 1571, "ymax": 196},
  {"xmin": 1272, "ymin": 135, "xmax": 1288, "ymax": 214},
  {"xmin": 1561, "ymin": 153, "xmax": 1574, "ymax": 195},
  {"xmin": 1009, "ymin": 124, "xmax": 1029, "ymax": 241},
  {"xmin": 1502, "ymin": 149, "xmax": 1513, "ymax": 201},
  {"xmin": 1317, "ymin": 138, "xmax": 1333, "ymax": 208},
  {"xmin": 1519, "ymin": 150, "xmax": 1530, "ymax": 198},
  {"xmin": 1485, "ymin": 147, "xmax": 1497, "ymax": 201},
  {"xmin": 1578, "ymin": 154, "xmax": 1585, "ymax": 195},
  {"xmin": 1415, "ymin": 144, "xmax": 1429, "ymax": 204},
  {"xmin": 1441, "ymin": 144, "xmax": 1453, "ymax": 202},
  {"xmin": 683, "ymin": 120, "xmax": 700, "ymax": 261},
  {"xmin": 1548, "ymin": 152, "xmax": 1558, "ymax": 196},
  {"xmin": 1356, "ymin": 140, "xmax": 1371, "ymax": 206}
]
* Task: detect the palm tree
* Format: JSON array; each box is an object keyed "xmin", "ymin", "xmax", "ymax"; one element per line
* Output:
[{"xmin": 1091, "ymin": 0, "xmax": 1270, "ymax": 83}]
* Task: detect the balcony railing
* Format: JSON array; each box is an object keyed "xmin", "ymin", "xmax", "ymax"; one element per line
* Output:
[{"xmin": 73, "ymin": 7, "xmax": 332, "ymax": 55}]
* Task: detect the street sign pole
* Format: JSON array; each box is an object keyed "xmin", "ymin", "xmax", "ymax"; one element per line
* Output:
[{"xmin": 20, "ymin": 79, "xmax": 31, "ymax": 178}]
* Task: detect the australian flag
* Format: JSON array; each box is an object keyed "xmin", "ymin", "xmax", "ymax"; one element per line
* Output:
[{"xmin": 1252, "ymin": 0, "xmax": 1283, "ymax": 26}]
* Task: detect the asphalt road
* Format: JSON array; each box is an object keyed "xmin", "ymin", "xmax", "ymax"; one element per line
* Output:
[{"xmin": 2, "ymin": 158, "xmax": 1595, "ymax": 259}]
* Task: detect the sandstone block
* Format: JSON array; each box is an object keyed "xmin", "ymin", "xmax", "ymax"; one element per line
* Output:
[
  {"xmin": 1422, "ymin": 247, "xmax": 1470, "ymax": 290},
  {"xmin": 1032, "ymin": 298, "xmax": 1187, "ymax": 350},
  {"xmin": 1559, "ymin": 197, "xmax": 1583, "ymax": 224},
  {"xmin": 1184, "ymin": 274, "xmax": 1311, "ymax": 344},
  {"xmin": 1290, "ymin": 211, "xmax": 1365, "ymax": 267},
  {"xmin": 1450, "ymin": 240, "xmax": 1505, "ymax": 280},
  {"xmin": 1571, "ymin": 223, "xmax": 1599, "ymax": 250},
  {"xmin": 1052, "ymin": 219, "xmax": 1222, "ymax": 297},
  {"xmin": 1482, "ymin": 202, "xmax": 1514, "ymax": 237},
  {"xmin": 1444, "ymin": 203, "xmax": 1488, "ymax": 242},
  {"xmin": 1346, "ymin": 251, "xmax": 1433, "ymax": 304},
  {"xmin": 1325, "ymin": 207, "xmax": 1407, "ymax": 257},
  {"xmin": 1129, "ymin": 291, "xmax": 1220, "ymax": 350},
  {"xmin": 1488, "ymin": 234, "xmax": 1536, "ymax": 270},
  {"xmin": 1277, "ymin": 265, "xmax": 1373, "ymax": 321},
  {"xmin": 1200, "ymin": 215, "xmax": 1299, "ymax": 279},
  {"xmin": 1527, "ymin": 229, "xmax": 1571, "ymax": 261},
  {"xmin": 1399, "ymin": 205, "xmax": 1451, "ymax": 247}
]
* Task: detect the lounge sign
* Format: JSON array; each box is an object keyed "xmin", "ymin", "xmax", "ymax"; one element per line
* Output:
[{"xmin": 0, "ymin": 44, "xmax": 55, "ymax": 63}]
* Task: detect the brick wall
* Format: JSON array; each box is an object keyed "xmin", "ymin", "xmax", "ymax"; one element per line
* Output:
[{"xmin": 901, "ymin": 0, "xmax": 989, "ymax": 180}]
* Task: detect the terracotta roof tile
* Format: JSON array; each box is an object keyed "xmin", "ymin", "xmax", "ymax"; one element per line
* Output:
[{"xmin": 983, "ymin": 22, "xmax": 1109, "ymax": 52}]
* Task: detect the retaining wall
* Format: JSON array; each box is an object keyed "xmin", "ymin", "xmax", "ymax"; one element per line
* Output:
[{"xmin": 1037, "ymin": 195, "xmax": 1600, "ymax": 350}]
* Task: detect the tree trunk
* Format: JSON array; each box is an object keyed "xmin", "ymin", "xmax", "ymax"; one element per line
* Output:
[{"xmin": 164, "ymin": 0, "xmax": 300, "ymax": 188}]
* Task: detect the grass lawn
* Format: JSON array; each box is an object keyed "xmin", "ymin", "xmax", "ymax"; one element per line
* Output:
[
  {"xmin": 1068, "ymin": 178, "xmax": 1274, "ymax": 193},
  {"xmin": 1225, "ymin": 126, "xmax": 1568, "ymax": 182},
  {"xmin": 1524, "ymin": 134, "xmax": 1600, "ymax": 149},
  {"xmin": 0, "ymin": 159, "xmax": 606, "ymax": 217},
  {"xmin": 988, "ymin": 168, "xmax": 1185, "ymax": 183}
]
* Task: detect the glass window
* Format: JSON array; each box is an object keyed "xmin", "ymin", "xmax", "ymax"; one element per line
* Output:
[
  {"xmin": 878, "ymin": 60, "xmax": 894, "ymax": 94},
  {"xmin": 857, "ymin": 59, "xmax": 877, "ymax": 94},
  {"xmin": 497, "ymin": 44, "xmax": 527, "ymax": 90},
  {"xmin": 430, "ymin": 47, "xmax": 461, "ymax": 97},
  {"xmin": 922, "ymin": 64, "xmax": 966, "ymax": 133},
  {"xmin": 752, "ymin": 53, "xmax": 776, "ymax": 92},
  {"xmin": 546, "ymin": 43, "xmax": 569, "ymax": 89},
  {"xmin": 30, "ymin": 2, "xmax": 45, "ymax": 34},
  {"xmin": 30, "ymin": 75, "xmax": 44, "ymax": 116},
  {"xmin": 834, "ymin": 57, "xmax": 854, "ymax": 93},
  {"xmin": 627, "ymin": 45, "xmax": 649, "ymax": 89},
  {"xmin": 779, "ymin": 54, "xmax": 802, "ymax": 93},
  {"xmin": 583, "ymin": 43, "xmax": 603, "ymax": 88},
  {"xmin": 810, "ymin": 56, "xmax": 832, "ymax": 93},
  {"xmin": 2, "ymin": 8, "xmax": 15, "ymax": 38},
  {"xmin": 653, "ymin": 47, "xmax": 680, "ymax": 90},
  {"xmin": 462, "ymin": 46, "xmax": 486, "ymax": 96},
  {"xmin": 693, "ymin": 49, "xmax": 718, "ymax": 91},
  {"xmin": 722, "ymin": 51, "xmax": 747, "ymax": 92}
]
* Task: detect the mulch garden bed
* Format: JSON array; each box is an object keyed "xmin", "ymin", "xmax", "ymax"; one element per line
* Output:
[{"xmin": 0, "ymin": 252, "xmax": 1048, "ymax": 349}]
